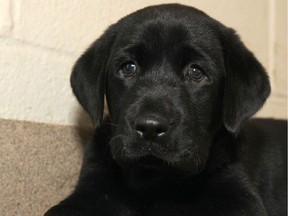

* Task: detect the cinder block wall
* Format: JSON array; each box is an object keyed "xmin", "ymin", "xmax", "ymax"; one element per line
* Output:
[{"xmin": 0, "ymin": 0, "xmax": 286, "ymax": 127}]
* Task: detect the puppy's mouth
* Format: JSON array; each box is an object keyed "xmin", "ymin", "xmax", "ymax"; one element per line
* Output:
[{"xmin": 134, "ymin": 155, "xmax": 168, "ymax": 169}]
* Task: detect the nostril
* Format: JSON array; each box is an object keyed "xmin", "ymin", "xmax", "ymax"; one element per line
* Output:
[
  {"xmin": 134, "ymin": 119, "xmax": 149, "ymax": 136},
  {"xmin": 155, "ymin": 125, "xmax": 168, "ymax": 136},
  {"xmin": 134, "ymin": 116, "xmax": 170, "ymax": 139},
  {"xmin": 135, "ymin": 124, "xmax": 146, "ymax": 134}
]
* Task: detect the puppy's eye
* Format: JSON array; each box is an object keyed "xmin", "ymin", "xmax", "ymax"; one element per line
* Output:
[
  {"xmin": 186, "ymin": 64, "xmax": 205, "ymax": 81},
  {"xmin": 121, "ymin": 62, "xmax": 137, "ymax": 77}
]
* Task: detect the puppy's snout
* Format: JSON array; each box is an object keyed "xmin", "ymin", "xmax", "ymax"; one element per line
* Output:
[{"xmin": 134, "ymin": 116, "xmax": 170, "ymax": 140}]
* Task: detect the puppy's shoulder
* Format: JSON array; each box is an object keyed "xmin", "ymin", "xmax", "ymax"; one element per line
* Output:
[{"xmin": 242, "ymin": 118, "xmax": 287, "ymax": 146}]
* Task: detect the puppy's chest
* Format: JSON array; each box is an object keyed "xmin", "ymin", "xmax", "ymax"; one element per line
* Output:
[
  {"xmin": 125, "ymin": 176, "xmax": 205, "ymax": 206},
  {"xmin": 128, "ymin": 189, "xmax": 204, "ymax": 216}
]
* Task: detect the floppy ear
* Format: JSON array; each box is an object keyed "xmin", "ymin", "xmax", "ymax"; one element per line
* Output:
[
  {"xmin": 221, "ymin": 29, "xmax": 271, "ymax": 134},
  {"xmin": 71, "ymin": 28, "xmax": 116, "ymax": 128}
]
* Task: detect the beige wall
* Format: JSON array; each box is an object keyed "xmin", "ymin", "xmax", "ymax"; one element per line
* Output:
[{"xmin": 0, "ymin": 0, "xmax": 286, "ymax": 126}]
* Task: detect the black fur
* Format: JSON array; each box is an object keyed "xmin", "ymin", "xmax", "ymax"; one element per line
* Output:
[{"xmin": 45, "ymin": 4, "xmax": 286, "ymax": 216}]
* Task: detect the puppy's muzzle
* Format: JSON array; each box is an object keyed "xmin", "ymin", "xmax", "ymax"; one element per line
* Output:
[{"xmin": 134, "ymin": 116, "xmax": 170, "ymax": 140}]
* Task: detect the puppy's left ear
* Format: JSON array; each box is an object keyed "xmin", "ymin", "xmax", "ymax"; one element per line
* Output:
[
  {"xmin": 71, "ymin": 27, "xmax": 116, "ymax": 128},
  {"xmin": 221, "ymin": 29, "xmax": 271, "ymax": 134}
]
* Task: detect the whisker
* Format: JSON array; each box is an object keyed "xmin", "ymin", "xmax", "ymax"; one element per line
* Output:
[
  {"xmin": 108, "ymin": 135, "xmax": 126, "ymax": 158},
  {"xmin": 112, "ymin": 145, "xmax": 124, "ymax": 159},
  {"xmin": 194, "ymin": 153, "xmax": 201, "ymax": 170},
  {"xmin": 109, "ymin": 134, "xmax": 124, "ymax": 145},
  {"xmin": 104, "ymin": 122, "xmax": 119, "ymax": 127},
  {"xmin": 120, "ymin": 146, "xmax": 126, "ymax": 158},
  {"xmin": 183, "ymin": 149, "xmax": 192, "ymax": 156},
  {"xmin": 105, "ymin": 134, "xmax": 123, "ymax": 152}
]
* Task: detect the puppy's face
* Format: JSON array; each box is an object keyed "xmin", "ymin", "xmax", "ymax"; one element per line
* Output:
[
  {"xmin": 106, "ymin": 14, "xmax": 224, "ymax": 173},
  {"xmin": 71, "ymin": 5, "xmax": 270, "ymax": 174}
]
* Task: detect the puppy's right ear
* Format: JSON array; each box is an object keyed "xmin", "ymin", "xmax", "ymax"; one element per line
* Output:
[{"xmin": 71, "ymin": 28, "xmax": 116, "ymax": 128}]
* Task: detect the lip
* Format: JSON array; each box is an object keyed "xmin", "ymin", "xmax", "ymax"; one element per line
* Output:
[{"xmin": 135, "ymin": 155, "xmax": 168, "ymax": 169}]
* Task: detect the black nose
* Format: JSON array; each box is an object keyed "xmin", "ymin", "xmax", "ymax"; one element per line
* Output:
[{"xmin": 134, "ymin": 116, "xmax": 170, "ymax": 140}]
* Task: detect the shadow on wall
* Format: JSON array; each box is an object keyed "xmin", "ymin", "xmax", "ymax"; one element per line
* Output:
[
  {"xmin": 73, "ymin": 96, "xmax": 109, "ymax": 128},
  {"xmin": 74, "ymin": 106, "xmax": 94, "ymax": 148},
  {"xmin": 73, "ymin": 94, "xmax": 110, "ymax": 148}
]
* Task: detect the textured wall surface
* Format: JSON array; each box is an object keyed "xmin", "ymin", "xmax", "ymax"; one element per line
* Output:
[{"xmin": 0, "ymin": 0, "xmax": 287, "ymax": 126}]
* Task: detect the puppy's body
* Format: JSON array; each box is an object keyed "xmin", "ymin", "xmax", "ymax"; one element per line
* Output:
[
  {"xmin": 239, "ymin": 119, "xmax": 287, "ymax": 215},
  {"xmin": 45, "ymin": 4, "xmax": 287, "ymax": 216}
]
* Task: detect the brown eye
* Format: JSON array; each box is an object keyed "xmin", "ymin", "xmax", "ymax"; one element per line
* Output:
[
  {"xmin": 121, "ymin": 62, "xmax": 137, "ymax": 77},
  {"xmin": 187, "ymin": 64, "xmax": 205, "ymax": 81}
]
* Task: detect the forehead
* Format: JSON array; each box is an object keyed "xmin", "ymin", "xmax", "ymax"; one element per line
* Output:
[{"xmin": 113, "ymin": 10, "xmax": 222, "ymax": 63}]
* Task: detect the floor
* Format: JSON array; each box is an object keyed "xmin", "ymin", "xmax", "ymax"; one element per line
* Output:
[{"xmin": 0, "ymin": 118, "xmax": 92, "ymax": 216}]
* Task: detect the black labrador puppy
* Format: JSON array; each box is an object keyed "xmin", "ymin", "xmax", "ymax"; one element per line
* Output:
[{"xmin": 45, "ymin": 4, "xmax": 287, "ymax": 216}]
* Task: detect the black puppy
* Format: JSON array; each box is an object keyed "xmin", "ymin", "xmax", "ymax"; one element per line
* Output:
[{"xmin": 45, "ymin": 4, "xmax": 287, "ymax": 216}]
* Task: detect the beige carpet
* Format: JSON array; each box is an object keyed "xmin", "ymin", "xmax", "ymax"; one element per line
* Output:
[{"xmin": 0, "ymin": 119, "xmax": 93, "ymax": 216}]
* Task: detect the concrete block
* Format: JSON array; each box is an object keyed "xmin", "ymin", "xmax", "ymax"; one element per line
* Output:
[
  {"xmin": 0, "ymin": 0, "xmax": 13, "ymax": 36},
  {"xmin": 256, "ymin": 95, "xmax": 287, "ymax": 119},
  {"xmin": 12, "ymin": 0, "xmax": 123, "ymax": 54},
  {"xmin": 12, "ymin": 0, "xmax": 269, "ymax": 68},
  {"xmin": 273, "ymin": 0, "xmax": 287, "ymax": 96},
  {"xmin": 0, "ymin": 38, "xmax": 83, "ymax": 125}
]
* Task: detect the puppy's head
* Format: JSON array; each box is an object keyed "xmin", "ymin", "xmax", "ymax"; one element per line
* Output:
[{"xmin": 71, "ymin": 4, "xmax": 270, "ymax": 174}]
